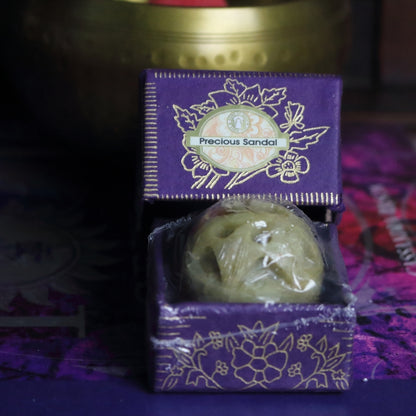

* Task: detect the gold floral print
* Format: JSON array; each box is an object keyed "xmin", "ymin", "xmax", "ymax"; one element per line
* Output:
[
  {"xmin": 209, "ymin": 331, "xmax": 224, "ymax": 349},
  {"xmin": 158, "ymin": 320, "xmax": 351, "ymax": 391},
  {"xmin": 174, "ymin": 79, "xmax": 330, "ymax": 190},
  {"xmin": 215, "ymin": 360, "xmax": 229, "ymax": 376},
  {"xmin": 231, "ymin": 339, "xmax": 288, "ymax": 387},
  {"xmin": 288, "ymin": 362, "xmax": 302, "ymax": 377},
  {"xmin": 297, "ymin": 334, "xmax": 313, "ymax": 352},
  {"xmin": 266, "ymin": 150, "xmax": 310, "ymax": 183},
  {"xmin": 291, "ymin": 334, "xmax": 350, "ymax": 390}
]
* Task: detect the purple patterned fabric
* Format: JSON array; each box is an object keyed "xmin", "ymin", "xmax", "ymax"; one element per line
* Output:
[
  {"xmin": 0, "ymin": 121, "xmax": 415, "ymax": 383},
  {"xmin": 0, "ymin": 138, "xmax": 143, "ymax": 381},
  {"xmin": 340, "ymin": 123, "xmax": 416, "ymax": 380}
]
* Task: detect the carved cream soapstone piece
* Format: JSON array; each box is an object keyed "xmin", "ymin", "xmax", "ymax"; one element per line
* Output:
[{"xmin": 184, "ymin": 199, "xmax": 324, "ymax": 304}]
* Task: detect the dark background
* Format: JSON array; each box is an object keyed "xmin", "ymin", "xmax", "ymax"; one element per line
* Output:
[{"xmin": 1, "ymin": 0, "xmax": 416, "ymax": 151}]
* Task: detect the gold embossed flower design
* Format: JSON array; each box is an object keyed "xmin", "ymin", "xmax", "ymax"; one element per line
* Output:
[
  {"xmin": 266, "ymin": 150, "xmax": 310, "ymax": 184},
  {"xmin": 175, "ymin": 80, "xmax": 330, "ymax": 190},
  {"xmin": 175, "ymin": 78, "xmax": 287, "ymax": 190},
  {"xmin": 229, "ymin": 321, "xmax": 293, "ymax": 389},
  {"xmin": 291, "ymin": 334, "xmax": 350, "ymax": 390},
  {"xmin": 231, "ymin": 338, "xmax": 288, "ymax": 387},
  {"xmin": 181, "ymin": 152, "xmax": 229, "ymax": 189}
]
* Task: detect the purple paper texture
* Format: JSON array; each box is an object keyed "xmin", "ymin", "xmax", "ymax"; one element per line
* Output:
[{"xmin": 150, "ymin": 303, "xmax": 354, "ymax": 392}]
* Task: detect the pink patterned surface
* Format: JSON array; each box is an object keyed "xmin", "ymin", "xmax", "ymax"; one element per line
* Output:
[{"xmin": 339, "ymin": 124, "xmax": 416, "ymax": 380}]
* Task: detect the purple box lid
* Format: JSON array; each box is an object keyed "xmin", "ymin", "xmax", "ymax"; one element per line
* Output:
[{"xmin": 141, "ymin": 69, "xmax": 342, "ymax": 209}]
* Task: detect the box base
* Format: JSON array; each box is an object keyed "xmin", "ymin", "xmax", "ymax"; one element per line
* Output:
[{"xmin": 147, "ymin": 221, "xmax": 355, "ymax": 392}]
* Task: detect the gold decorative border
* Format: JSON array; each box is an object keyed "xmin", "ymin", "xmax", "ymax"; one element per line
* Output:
[
  {"xmin": 144, "ymin": 192, "xmax": 340, "ymax": 206},
  {"xmin": 152, "ymin": 70, "xmax": 337, "ymax": 80},
  {"xmin": 143, "ymin": 82, "xmax": 159, "ymax": 198}
]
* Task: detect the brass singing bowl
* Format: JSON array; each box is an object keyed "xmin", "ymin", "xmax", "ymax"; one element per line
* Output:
[{"xmin": 2, "ymin": 0, "xmax": 350, "ymax": 151}]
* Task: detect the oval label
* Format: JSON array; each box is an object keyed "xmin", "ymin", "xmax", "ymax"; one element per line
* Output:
[{"xmin": 186, "ymin": 105, "xmax": 289, "ymax": 172}]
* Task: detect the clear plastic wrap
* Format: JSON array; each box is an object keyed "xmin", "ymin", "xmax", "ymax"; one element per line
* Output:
[
  {"xmin": 183, "ymin": 198, "xmax": 325, "ymax": 304},
  {"xmin": 149, "ymin": 197, "xmax": 352, "ymax": 306},
  {"xmin": 146, "ymin": 198, "xmax": 355, "ymax": 392}
]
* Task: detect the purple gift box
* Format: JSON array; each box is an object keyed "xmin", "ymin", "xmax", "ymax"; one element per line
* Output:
[{"xmin": 141, "ymin": 69, "xmax": 356, "ymax": 392}]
